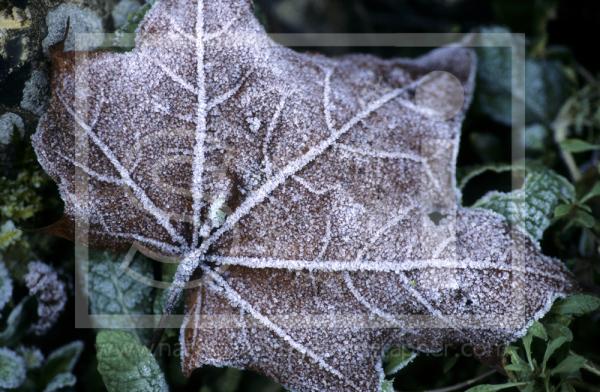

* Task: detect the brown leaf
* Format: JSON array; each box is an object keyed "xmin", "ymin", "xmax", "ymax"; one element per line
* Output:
[{"xmin": 33, "ymin": 1, "xmax": 576, "ymax": 391}]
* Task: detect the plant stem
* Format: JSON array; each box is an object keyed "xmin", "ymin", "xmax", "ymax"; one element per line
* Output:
[
  {"xmin": 419, "ymin": 370, "xmax": 497, "ymax": 392},
  {"xmin": 583, "ymin": 361, "xmax": 600, "ymax": 377}
]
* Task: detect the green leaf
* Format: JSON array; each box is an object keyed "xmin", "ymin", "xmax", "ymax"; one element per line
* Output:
[
  {"xmin": 545, "ymin": 323, "xmax": 573, "ymax": 341},
  {"xmin": 0, "ymin": 220, "xmax": 22, "ymax": 251},
  {"xmin": 0, "ymin": 296, "xmax": 36, "ymax": 346},
  {"xmin": 381, "ymin": 379, "xmax": 395, "ymax": 392},
  {"xmin": 465, "ymin": 382, "xmax": 527, "ymax": 392},
  {"xmin": 552, "ymin": 294, "xmax": 600, "ymax": 316},
  {"xmin": 571, "ymin": 209, "xmax": 596, "ymax": 228},
  {"xmin": 542, "ymin": 336, "xmax": 570, "ymax": 373},
  {"xmin": 550, "ymin": 353, "xmax": 586, "ymax": 376},
  {"xmin": 504, "ymin": 346, "xmax": 531, "ymax": 375},
  {"xmin": 383, "ymin": 347, "xmax": 417, "ymax": 376},
  {"xmin": 554, "ymin": 204, "xmax": 572, "ymax": 219},
  {"xmin": 41, "ymin": 341, "xmax": 84, "ymax": 386},
  {"xmin": 17, "ymin": 346, "xmax": 44, "ymax": 370},
  {"xmin": 96, "ymin": 330, "xmax": 168, "ymax": 392},
  {"xmin": 559, "ymin": 138, "xmax": 600, "ymax": 153},
  {"xmin": 522, "ymin": 321, "xmax": 547, "ymax": 369},
  {"xmin": 88, "ymin": 249, "xmax": 155, "ymax": 340},
  {"xmin": 580, "ymin": 182, "xmax": 600, "ymax": 204},
  {"xmin": 43, "ymin": 372, "xmax": 77, "ymax": 392},
  {"xmin": 560, "ymin": 383, "xmax": 576, "ymax": 392},
  {"xmin": 528, "ymin": 321, "xmax": 548, "ymax": 340},
  {"xmin": 474, "ymin": 169, "xmax": 575, "ymax": 241},
  {"xmin": 0, "ymin": 347, "xmax": 26, "ymax": 389},
  {"xmin": 475, "ymin": 27, "xmax": 571, "ymax": 126},
  {"xmin": 0, "ymin": 260, "xmax": 13, "ymax": 313},
  {"xmin": 458, "ymin": 163, "xmax": 516, "ymax": 191}
]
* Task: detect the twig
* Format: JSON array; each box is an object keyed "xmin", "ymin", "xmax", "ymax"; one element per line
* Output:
[{"xmin": 414, "ymin": 370, "xmax": 497, "ymax": 392}]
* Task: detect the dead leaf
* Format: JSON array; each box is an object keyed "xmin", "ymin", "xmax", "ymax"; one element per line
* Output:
[{"xmin": 33, "ymin": 1, "xmax": 576, "ymax": 391}]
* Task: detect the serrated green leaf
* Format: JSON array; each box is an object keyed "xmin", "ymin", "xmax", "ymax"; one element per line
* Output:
[
  {"xmin": 465, "ymin": 382, "xmax": 527, "ymax": 392},
  {"xmin": 383, "ymin": 347, "xmax": 417, "ymax": 376},
  {"xmin": 550, "ymin": 353, "xmax": 586, "ymax": 376},
  {"xmin": 0, "ymin": 260, "xmax": 13, "ymax": 313},
  {"xmin": 559, "ymin": 139, "xmax": 600, "ymax": 153},
  {"xmin": 552, "ymin": 294, "xmax": 600, "ymax": 316},
  {"xmin": 96, "ymin": 330, "xmax": 168, "ymax": 392},
  {"xmin": 89, "ymin": 249, "xmax": 155, "ymax": 316},
  {"xmin": 474, "ymin": 169, "xmax": 575, "ymax": 241},
  {"xmin": 0, "ymin": 347, "xmax": 26, "ymax": 389},
  {"xmin": 44, "ymin": 372, "xmax": 77, "ymax": 392}
]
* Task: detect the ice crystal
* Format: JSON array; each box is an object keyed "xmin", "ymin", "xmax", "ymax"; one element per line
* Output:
[
  {"xmin": 24, "ymin": 261, "xmax": 67, "ymax": 335},
  {"xmin": 33, "ymin": 1, "xmax": 576, "ymax": 391}
]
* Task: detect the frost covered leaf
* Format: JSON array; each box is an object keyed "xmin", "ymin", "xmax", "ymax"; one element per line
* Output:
[
  {"xmin": 96, "ymin": 330, "xmax": 168, "ymax": 392},
  {"xmin": 559, "ymin": 138, "xmax": 600, "ymax": 154},
  {"xmin": 0, "ymin": 347, "xmax": 26, "ymax": 389},
  {"xmin": 43, "ymin": 372, "xmax": 77, "ymax": 392},
  {"xmin": 17, "ymin": 346, "xmax": 44, "ymax": 370},
  {"xmin": 39, "ymin": 341, "xmax": 83, "ymax": 392},
  {"xmin": 42, "ymin": 4, "xmax": 104, "ymax": 53},
  {"xmin": 0, "ymin": 221, "xmax": 22, "ymax": 250},
  {"xmin": 24, "ymin": 261, "xmax": 67, "ymax": 335},
  {"xmin": 33, "ymin": 1, "xmax": 576, "ymax": 391},
  {"xmin": 0, "ymin": 297, "xmax": 36, "ymax": 346},
  {"xmin": 474, "ymin": 170, "xmax": 574, "ymax": 241},
  {"xmin": 88, "ymin": 249, "xmax": 154, "ymax": 316},
  {"xmin": 0, "ymin": 260, "xmax": 12, "ymax": 313},
  {"xmin": 383, "ymin": 347, "xmax": 417, "ymax": 376},
  {"xmin": 43, "ymin": 341, "xmax": 84, "ymax": 376},
  {"xmin": 0, "ymin": 113, "xmax": 24, "ymax": 145}
]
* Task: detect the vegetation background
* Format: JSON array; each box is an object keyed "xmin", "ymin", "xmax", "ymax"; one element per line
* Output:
[{"xmin": 1, "ymin": 0, "xmax": 599, "ymax": 391}]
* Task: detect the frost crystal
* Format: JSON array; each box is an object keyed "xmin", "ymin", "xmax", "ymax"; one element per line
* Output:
[
  {"xmin": 24, "ymin": 261, "xmax": 67, "ymax": 335},
  {"xmin": 33, "ymin": 1, "xmax": 576, "ymax": 391}
]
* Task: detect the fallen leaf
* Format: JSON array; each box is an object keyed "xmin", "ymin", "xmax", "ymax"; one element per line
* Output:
[{"xmin": 33, "ymin": 1, "xmax": 576, "ymax": 391}]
